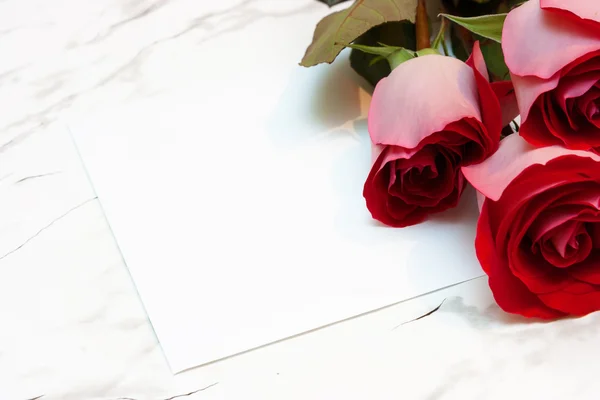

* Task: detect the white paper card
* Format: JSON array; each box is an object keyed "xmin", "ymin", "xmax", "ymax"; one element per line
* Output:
[{"xmin": 68, "ymin": 1, "xmax": 484, "ymax": 373}]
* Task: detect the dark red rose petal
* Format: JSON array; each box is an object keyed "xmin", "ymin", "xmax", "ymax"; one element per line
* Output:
[
  {"xmin": 568, "ymin": 250, "xmax": 600, "ymax": 284},
  {"xmin": 576, "ymin": 86, "xmax": 600, "ymax": 128},
  {"xmin": 477, "ymin": 203, "xmax": 565, "ymax": 319},
  {"xmin": 562, "ymin": 52, "xmax": 600, "ymax": 77},
  {"xmin": 389, "ymin": 146, "xmax": 456, "ymax": 207},
  {"xmin": 521, "ymin": 104, "xmax": 565, "ymax": 148},
  {"xmin": 519, "ymin": 52, "xmax": 600, "ymax": 151},
  {"xmin": 506, "ymin": 191, "xmax": 573, "ymax": 294},
  {"xmin": 540, "ymin": 221, "xmax": 592, "ymax": 268},
  {"xmin": 488, "ymin": 164, "xmax": 598, "ymax": 295},
  {"xmin": 538, "ymin": 283, "xmax": 600, "ymax": 316},
  {"xmin": 387, "ymin": 196, "xmax": 420, "ymax": 223},
  {"xmin": 364, "ymin": 148, "xmax": 396, "ymax": 225},
  {"xmin": 590, "ymin": 223, "xmax": 600, "ymax": 248},
  {"xmin": 466, "ymin": 43, "xmax": 502, "ymax": 157},
  {"xmin": 364, "ymin": 143, "xmax": 466, "ymax": 228},
  {"xmin": 553, "ymin": 71, "xmax": 600, "ymax": 129}
]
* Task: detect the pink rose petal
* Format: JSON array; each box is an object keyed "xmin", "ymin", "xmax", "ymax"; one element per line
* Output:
[
  {"xmin": 368, "ymin": 55, "xmax": 481, "ymax": 149},
  {"xmin": 503, "ymin": 0, "xmax": 600, "ymax": 80},
  {"xmin": 510, "ymin": 72, "xmax": 559, "ymax": 121},
  {"xmin": 541, "ymin": 0, "xmax": 600, "ymax": 26},
  {"xmin": 462, "ymin": 134, "xmax": 600, "ymax": 202}
]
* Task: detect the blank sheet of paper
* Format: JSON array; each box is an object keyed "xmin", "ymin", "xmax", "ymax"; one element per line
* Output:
[{"xmin": 68, "ymin": 1, "xmax": 484, "ymax": 373}]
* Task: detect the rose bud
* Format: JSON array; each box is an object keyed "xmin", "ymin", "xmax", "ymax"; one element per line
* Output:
[{"xmin": 363, "ymin": 43, "xmax": 505, "ymax": 227}]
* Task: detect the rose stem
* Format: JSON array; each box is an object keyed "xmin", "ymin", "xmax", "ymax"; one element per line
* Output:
[{"xmin": 416, "ymin": 0, "xmax": 431, "ymax": 50}]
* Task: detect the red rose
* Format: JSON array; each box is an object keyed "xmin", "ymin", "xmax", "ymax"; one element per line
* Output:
[
  {"xmin": 503, "ymin": 0, "xmax": 600, "ymax": 151},
  {"xmin": 463, "ymin": 134, "xmax": 600, "ymax": 318},
  {"xmin": 363, "ymin": 43, "xmax": 504, "ymax": 227}
]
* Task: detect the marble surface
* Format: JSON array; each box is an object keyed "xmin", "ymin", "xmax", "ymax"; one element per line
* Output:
[{"xmin": 2, "ymin": 0, "xmax": 600, "ymax": 399}]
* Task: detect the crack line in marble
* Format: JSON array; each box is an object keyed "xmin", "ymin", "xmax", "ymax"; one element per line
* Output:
[
  {"xmin": 392, "ymin": 298, "xmax": 447, "ymax": 330},
  {"xmin": 116, "ymin": 382, "xmax": 219, "ymax": 400},
  {"xmin": 15, "ymin": 171, "xmax": 61, "ymax": 184},
  {"xmin": 0, "ymin": 196, "xmax": 97, "ymax": 261}
]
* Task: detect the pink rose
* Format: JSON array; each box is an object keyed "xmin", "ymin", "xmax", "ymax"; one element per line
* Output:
[
  {"xmin": 363, "ymin": 43, "xmax": 503, "ymax": 227},
  {"xmin": 503, "ymin": 0, "xmax": 600, "ymax": 151},
  {"xmin": 464, "ymin": 134, "xmax": 600, "ymax": 318}
]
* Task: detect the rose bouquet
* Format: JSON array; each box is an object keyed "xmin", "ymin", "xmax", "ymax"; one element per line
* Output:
[{"xmin": 302, "ymin": 0, "xmax": 600, "ymax": 319}]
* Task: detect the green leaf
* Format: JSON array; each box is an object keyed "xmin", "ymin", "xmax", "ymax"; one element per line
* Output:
[
  {"xmin": 415, "ymin": 48, "xmax": 439, "ymax": 57},
  {"xmin": 349, "ymin": 21, "xmax": 416, "ymax": 86},
  {"xmin": 347, "ymin": 43, "xmax": 416, "ymax": 70},
  {"xmin": 388, "ymin": 48, "xmax": 417, "ymax": 69},
  {"xmin": 346, "ymin": 43, "xmax": 402, "ymax": 58},
  {"xmin": 300, "ymin": 0, "xmax": 418, "ymax": 67},
  {"xmin": 368, "ymin": 55, "xmax": 385, "ymax": 66},
  {"xmin": 431, "ymin": 18, "xmax": 446, "ymax": 52},
  {"xmin": 440, "ymin": 13, "xmax": 507, "ymax": 43},
  {"xmin": 480, "ymin": 40, "xmax": 509, "ymax": 81}
]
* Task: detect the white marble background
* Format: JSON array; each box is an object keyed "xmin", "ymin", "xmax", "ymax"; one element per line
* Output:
[{"xmin": 2, "ymin": 0, "xmax": 600, "ymax": 399}]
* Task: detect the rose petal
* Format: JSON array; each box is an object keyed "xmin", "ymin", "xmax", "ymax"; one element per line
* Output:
[
  {"xmin": 477, "ymin": 205, "xmax": 565, "ymax": 319},
  {"xmin": 565, "ymin": 53, "xmax": 600, "ymax": 76},
  {"xmin": 577, "ymin": 87, "xmax": 600, "ymax": 126},
  {"xmin": 368, "ymin": 55, "xmax": 481, "ymax": 149},
  {"xmin": 465, "ymin": 41, "xmax": 489, "ymax": 82},
  {"xmin": 462, "ymin": 134, "xmax": 600, "ymax": 202},
  {"xmin": 569, "ymin": 251, "xmax": 600, "ymax": 284},
  {"xmin": 538, "ymin": 283, "xmax": 600, "ymax": 316},
  {"xmin": 364, "ymin": 144, "xmax": 465, "ymax": 227},
  {"xmin": 465, "ymin": 42, "xmax": 501, "ymax": 154},
  {"xmin": 541, "ymin": 222, "xmax": 591, "ymax": 267},
  {"xmin": 529, "ymin": 207, "xmax": 582, "ymax": 243},
  {"xmin": 510, "ymin": 246, "xmax": 570, "ymax": 292},
  {"xmin": 387, "ymin": 196, "xmax": 420, "ymax": 223},
  {"xmin": 554, "ymin": 71, "xmax": 600, "ymax": 115},
  {"xmin": 543, "ymin": 93, "xmax": 579, "ymax": 146},
  {"xmin": 540, "ymin": 0, "xmax": 600, "ymax": 26},
  {"xmin": 591, "ymin": 223, "xmax": 600, "ymax": 248},
  {"xmin": 504, "ymin": 183, "xmax": 575, "ymax": 291},
  {"xmin": 390, "ymin": 147, "xmax": 456, "ymax": 207},
  {"xmin": 520, "ymin": 105, "xmax": 565, "ymax": 148},
  {"xmin": 510, "ymin": 72, "xmax": 559, "ymax": 122},
  {"xmin": 503, "ymin": 0, "xmax": 600, "ymax": 80},
  {"xmin": 491, "ymin": 80, "xmax": 519, "ymax": 128},
  {"xmin": 364, "ymin": 148, "xmax": 394, "ymax": 225}
]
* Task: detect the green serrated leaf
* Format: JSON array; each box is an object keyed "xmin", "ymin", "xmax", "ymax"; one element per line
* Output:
[
  {"xmin": 300, "ymin": 0, "xmax": 418, "ymax": 67},
  {"xmin": 440, "ymin": 13, "xmax": 507, "ymax": 43}
]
